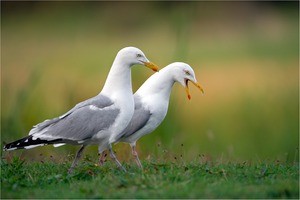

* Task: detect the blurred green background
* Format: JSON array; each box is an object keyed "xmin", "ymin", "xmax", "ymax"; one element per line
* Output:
[{"xmin": 1, "ymin": 1, "xmax": 299, "ymax": 163}]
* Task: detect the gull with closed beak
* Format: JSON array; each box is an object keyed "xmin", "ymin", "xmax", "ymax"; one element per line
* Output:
[{"xmin": 3, "ymin": 46, "xmax": 159, "ymax": 173}]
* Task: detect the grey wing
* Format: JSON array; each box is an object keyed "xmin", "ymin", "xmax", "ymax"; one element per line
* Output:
[
  {"xmin": 116, "ymin": 95, "xmax": 151, "ymax": 141},
  {"xmin": 55, "ymin": 94, "xmax": 114, "ymax": 120},
  {"xmin": 29, "ymin": 94, "xmax": 119, "ymax": 142},
  {"xmin": 29, "ymin": 96, "xmax": 109, "ymax": 135}
]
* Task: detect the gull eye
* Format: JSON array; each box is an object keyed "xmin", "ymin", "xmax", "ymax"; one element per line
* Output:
[
  {"xmin": 137, "ymin": 53, "xmax": 142, "ymax": 58},
  {"xmin": 184, "ymin": 70, "xmax": 191, "ymax": 75}
]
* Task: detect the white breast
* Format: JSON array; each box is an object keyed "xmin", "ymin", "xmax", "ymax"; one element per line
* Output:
[{"xmin": 108, "ymin": 91, "xmax": 135, "ymax": 144}]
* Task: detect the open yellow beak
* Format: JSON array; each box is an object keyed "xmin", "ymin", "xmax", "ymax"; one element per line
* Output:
[
  {"xmin": 143, "ymin": 61, "xmax": 159, "ymax": 72},
  {"xmin": 185, "ymin": 80, "xmax": 204, "ymax": 100}
]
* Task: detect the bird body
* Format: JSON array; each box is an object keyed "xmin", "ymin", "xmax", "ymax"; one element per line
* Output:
[{"xmin": 3, "ymin": 46, "xmax": 159, "ymax": 173}]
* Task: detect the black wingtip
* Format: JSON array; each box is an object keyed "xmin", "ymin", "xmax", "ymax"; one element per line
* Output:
[
  {"xmin": 2, "ymin": 136, "xmax": 63, "ymax": 151},
  {"xmin": 2, "ymin": 136, "xmax": 29, "ymax": 151}
]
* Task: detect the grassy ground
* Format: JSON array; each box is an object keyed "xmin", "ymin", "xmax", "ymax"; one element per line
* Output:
[{"xmin": 1, "ymin": 156, "xmax": 299, "ymax": 199}]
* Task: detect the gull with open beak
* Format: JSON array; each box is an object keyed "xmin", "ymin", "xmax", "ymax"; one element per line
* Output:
[{"xmin": 98, "ymin": 62, "xmax": 204, "ymax": 168}]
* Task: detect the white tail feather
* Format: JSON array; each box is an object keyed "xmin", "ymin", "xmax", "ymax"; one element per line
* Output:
[{"xmin": 53, "ymin": 143, "xmax": 66, "ymax": 148}]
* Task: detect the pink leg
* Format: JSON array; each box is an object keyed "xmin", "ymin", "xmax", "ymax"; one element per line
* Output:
[
  {"xmin": 68, "ymin": 145, "xmax": 85, "ymax": 174},
  {"xmin": 108, "ymin": 144, "xmax": 126, "ymax": 172},
  {"xmin": 132, "ymin": 145, "xmax": 143, "ymax": 169},
  {"xmin": 98, "ymin": 151, "xmax": 106, "ymax": 166}
]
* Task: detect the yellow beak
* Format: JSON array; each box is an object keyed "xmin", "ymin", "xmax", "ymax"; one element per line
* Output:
[
  {"xmin": 185, "ymin": 80, "xmax": 204, "ymax": 100},
  {"xmin": 143, "ymin": 61, "xmax": 159, "ymax": 72}
]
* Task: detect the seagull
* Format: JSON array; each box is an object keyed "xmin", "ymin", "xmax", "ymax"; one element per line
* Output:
[
  {"xmin": 98, "ymin": 62, "xmax": 204, "ymax": 168},
  {"xmin": 3, "ymin": 46, "xmax": 159, "ymax": 173}
]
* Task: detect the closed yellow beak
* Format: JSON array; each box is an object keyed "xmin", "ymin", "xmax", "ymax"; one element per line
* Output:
[{"xmin": 143, "ymin": 61, "xmax": 159, "ymax": 72}]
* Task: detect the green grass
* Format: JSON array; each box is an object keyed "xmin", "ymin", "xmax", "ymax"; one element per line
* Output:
[{"xmin": 1, "ymin": 156, "xmax": 298, "ymax": 199}]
